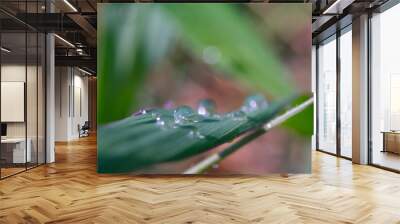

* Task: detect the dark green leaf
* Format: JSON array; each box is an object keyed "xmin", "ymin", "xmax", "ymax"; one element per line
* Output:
[{"xmin": 98, "ymin": 96, "xmax": 295, "ymax": 173}]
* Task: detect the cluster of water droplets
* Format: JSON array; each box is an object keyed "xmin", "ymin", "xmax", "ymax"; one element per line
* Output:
[
  {"xmin": 173, "ymin": 106, "xmax": 200, "ymax": 125},
  {"xmin": 132, "ymin": 94, "xmax": 268, "ymax": 139},
  {"xmin": 147, "ymin": 109, "xmax": 173, "ymax": 130},
  {"xmin": 188, "ymin": 129, "xmax": 205, "ymax": 139},
  {"xmin": 224, "ymin": 94, "xmax": 269, "ymax": 121},
  {"xmin": 133, "ymin": 105, "xmax": 204, "ymax": 139},
  {"xmin": 174, "ymin": 105, "xmax": 210, "ymax": 139}
]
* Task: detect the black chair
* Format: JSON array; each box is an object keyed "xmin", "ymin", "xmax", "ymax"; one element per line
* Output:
[{"xmin": 78, "ymin": 121, "xmax": 90, "ymax": 138}]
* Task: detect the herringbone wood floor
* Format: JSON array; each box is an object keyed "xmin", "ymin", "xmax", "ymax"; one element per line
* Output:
[{"xmin": 1, "ymin": 135, "xmax": 400, "ymax": 224}]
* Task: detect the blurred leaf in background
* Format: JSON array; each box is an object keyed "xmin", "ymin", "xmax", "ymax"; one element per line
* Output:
[
  {"xmin": 98, "ymin": 4, "xmax": 176, "ymax": 124},
  {"xmin": 162, "ymin": 4, "xmax": 295, "ymax": 96}
]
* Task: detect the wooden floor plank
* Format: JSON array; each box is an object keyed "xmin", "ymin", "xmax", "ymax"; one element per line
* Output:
[{"xmin": 1, "ymin": 135, "xmax": 400, "ymax": 223}]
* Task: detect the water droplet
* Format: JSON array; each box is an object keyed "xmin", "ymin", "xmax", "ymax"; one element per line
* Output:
[
  {"xmin": 212, "ymin": 164, "xmax": 219, "ymax": 169},
  {"xmin": 155, "ymin": 115, "xmax": 174, "ymax": 129},
  {"xmin": 188, "ymin": 129, "xmax": 205, "ymax": 139},
  {"xmin": 132, "ymin": 108, "xmax": 149, "ymax": 117},
  {"xmin": 197, "ymin": 133, "xmax": 205, "ymax": 139},
  {"xmin": 156, "ymin": 116, "xmax": 164, "ymax": 126},
  {"xmin": 197, "ymin": 99, "xmax": 216, "ymax": 116},
  {"xmin": 225, "ymin": 111, "xmax": 246, "ymax": 121},
  {"xmin": 174, "ymin": 106, "xmax": 196, "ymax": 125},
  {"xmin": 241, "ymin": 94, "xmax": 269, "ymax": 113},
  {"xmin": 202, "ymin": 46, "xmax": 221, "ymax": 65},
  {"xmin": 265, "ymin": 123, "xmax": 272, "ymax": 130},
  {"xmin": 149, "ymin": 109, "xmax": 166, "ymax": 118}
]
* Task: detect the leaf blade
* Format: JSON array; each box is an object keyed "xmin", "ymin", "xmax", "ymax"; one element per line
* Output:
[{"xmin": 98, "ymin": 96, "xmax": 295, "ymax": 173}]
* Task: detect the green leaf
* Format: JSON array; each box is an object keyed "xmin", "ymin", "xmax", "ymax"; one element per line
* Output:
[
  {"xmin": 98, "ymin": 96, "xmax": 296, "ymax": 173},
  {"xmin": 98, "ymin": 4, "xmax": 176, "ymax": 124},
  {"xmin": 281, "ymin": 94, "xmax": 314, "ymax": 136},
  {"xmin": 162, "ymin": 4, "xmax": 296, "ymax": 97}
]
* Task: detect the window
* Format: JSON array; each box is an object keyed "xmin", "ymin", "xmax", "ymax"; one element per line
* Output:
[
  {"xmin": 317, "ymin": 35, "xmax": 337, "ymax": 154},
  {"xmin": 339, "ymin": 27, "xmax": 352, "ymax": 158},
  {"xmin": 0, "ymin": 2, "xmax": 46, "ymax": 179},
  {"xmin": 370, "ymin": 3, "xmax": 400, "ymax": 171}
]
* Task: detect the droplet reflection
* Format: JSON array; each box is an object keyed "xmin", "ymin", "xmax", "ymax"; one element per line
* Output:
[
  {"xmin": 241, "ymin": 94, "xmax": 269, "ymax": 113},
  {"xmin": 197, "ymin": 99, "xmax": 216, "ymax": 116},
  {"xmin": 188, "ymin": 129, "xmax": 205, "ymax": 139},
  {"xmin": 155, "ymin": 115, "xmax": 174, "ymax": 129},
  {"xmin": 174, "ymin": 106, "xmax": 197, "ymax": 125},
  {"xmin": 225, "ymin": 110, "xmax": 246, "ymax": 121},
  {"xmin": 132, "ymin": 109, "xmax": 148, "ymax": 117}
]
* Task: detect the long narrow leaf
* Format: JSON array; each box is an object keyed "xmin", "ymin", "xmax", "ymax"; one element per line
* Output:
[{"xmin": 98, "ymin": 96, "xmax": 295, "ymax": 173}]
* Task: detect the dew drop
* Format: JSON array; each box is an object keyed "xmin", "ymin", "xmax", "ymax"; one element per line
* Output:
[
  {"xmin": 241, "ymin": 94, "xmax": 269, "ymax": 113},
  {"xmin": 265, "ymin": 123, "xmax": 272, "ymax": 130},
  {"xmin": 174, "ymin": 106, "xmax": 196, "ymax": 125},
  {"xmin": 156, "ymin": 116, "xmax": 164, "ymax": 126},
  {"xmin": 197, "ymin": 132, "xmax": 205, "ymax": 139},
  {"xmin": 188, "ymin": 129, "xmax": 205, "ymax": 139},
  {"xmin": 225, "ymin": 111, "xmax": 246, "ymax": 121},
  {"xmin": 150, "ymin": 109, "xmax": 165, "ymax": 118},
  {"xmin": 155, "ymin": 115, "xmax": 174, "ymax": 129},
  {"xmin": 132, "ymin": 109, "xmax": 148, "ymax": 117},
  {"xmin": 197, "ymin": 99, "xmax": 216, "ymax": 116}
]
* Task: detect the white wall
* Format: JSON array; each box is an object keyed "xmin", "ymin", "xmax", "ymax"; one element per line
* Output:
[
  {"xmin": 55, "ymin": 67, "xmax": 89, "ymax": 141},
  {"xmin": 55, "ymin": 67, "xmax": 69, "ymax": 141},
  {"xmin": 72, "ymin": 73, "xmax": 89, "ymax": 138},
  {"xmin": 1, "ymin": 63, "xmax": 46, "ymax": 164},
  {"xmin": 1, "ymin": 82, "xmax": 25, "ymax": 122},
  {"xmin": 1, "ymin": 65, "xmax": 38, "ymax": 137}
]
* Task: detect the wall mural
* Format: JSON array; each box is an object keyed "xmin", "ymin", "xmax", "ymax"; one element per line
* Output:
[{"xmin": 97, "ymin": 3, "xmax": 312, "ymax": 174}]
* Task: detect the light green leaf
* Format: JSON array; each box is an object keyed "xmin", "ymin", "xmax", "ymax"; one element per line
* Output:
[{"xmin": 162, "ymin": 4, "xmax": 296, "ymax": 96}]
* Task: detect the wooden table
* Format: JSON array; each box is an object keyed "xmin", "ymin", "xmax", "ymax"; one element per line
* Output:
[
  {"xmin": 382, "ymin": 131, "xmax": 400, "ymax": 154},
  {"xmin": 1, "ymin": 138, "xmax": 31, "ymax": 164}
]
